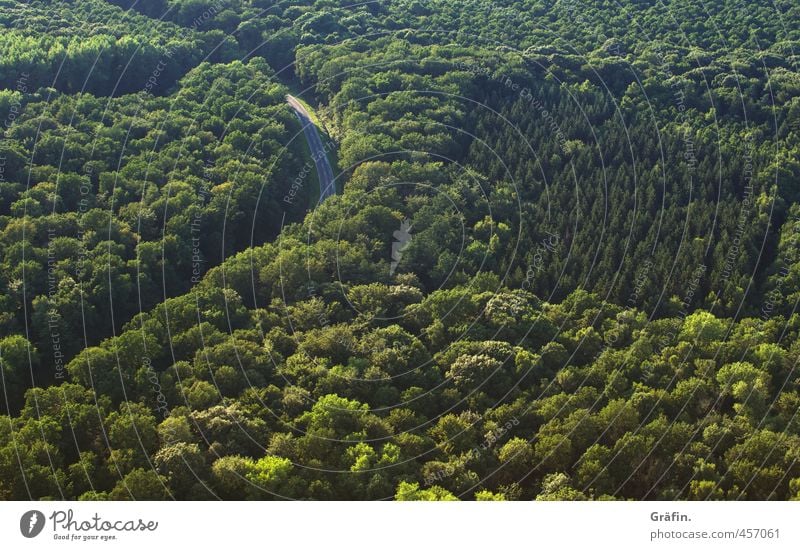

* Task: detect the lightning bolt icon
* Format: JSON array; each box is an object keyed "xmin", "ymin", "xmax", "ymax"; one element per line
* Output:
[{"xmin": 28, "ymin": 512, "xmax": 38, "ymax": 535}]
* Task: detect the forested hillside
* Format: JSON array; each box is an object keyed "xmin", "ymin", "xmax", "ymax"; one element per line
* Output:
[
  {"xmin": 0, "ymin": 58, "xmax": 309, "ymax": 387},
  {"xmin": 1, "ymin": 0, "xmax": 799, "ymax": 501}
]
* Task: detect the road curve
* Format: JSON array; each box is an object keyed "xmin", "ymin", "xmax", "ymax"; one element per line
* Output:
[{"xmin": 286, "ymin": 95, "xmax": 336, "ymax": 203}]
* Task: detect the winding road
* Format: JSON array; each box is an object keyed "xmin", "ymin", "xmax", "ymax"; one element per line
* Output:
[{"xmin": 286, "ymin": 95, "xmax": 336, "ymax": 202}]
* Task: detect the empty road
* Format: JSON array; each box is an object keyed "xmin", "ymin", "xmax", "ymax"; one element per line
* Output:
[{"xmin": 286, "ymin": 95, "xmax": 336, "ymax": 202}]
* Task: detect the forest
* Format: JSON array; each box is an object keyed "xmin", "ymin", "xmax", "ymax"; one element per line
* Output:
[{"xmin": 1, "ymin": 0, "xmax": 799, "ymax": 501}]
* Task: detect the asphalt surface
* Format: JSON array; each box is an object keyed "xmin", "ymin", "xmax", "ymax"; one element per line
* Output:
[{"xmin": 286, "ymin": 95, "xmax": 336, "ymax": 203}]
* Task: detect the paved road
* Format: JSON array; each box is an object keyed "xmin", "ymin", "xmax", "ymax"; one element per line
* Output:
[{"xmin": 286, "ymin": 95, "xmax": 336, "ymax": 202}]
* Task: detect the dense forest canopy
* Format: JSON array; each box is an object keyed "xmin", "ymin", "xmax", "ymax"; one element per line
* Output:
[{"xmin": 0, "ymin": 0, "xmax": 799, "ymax": 501}]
